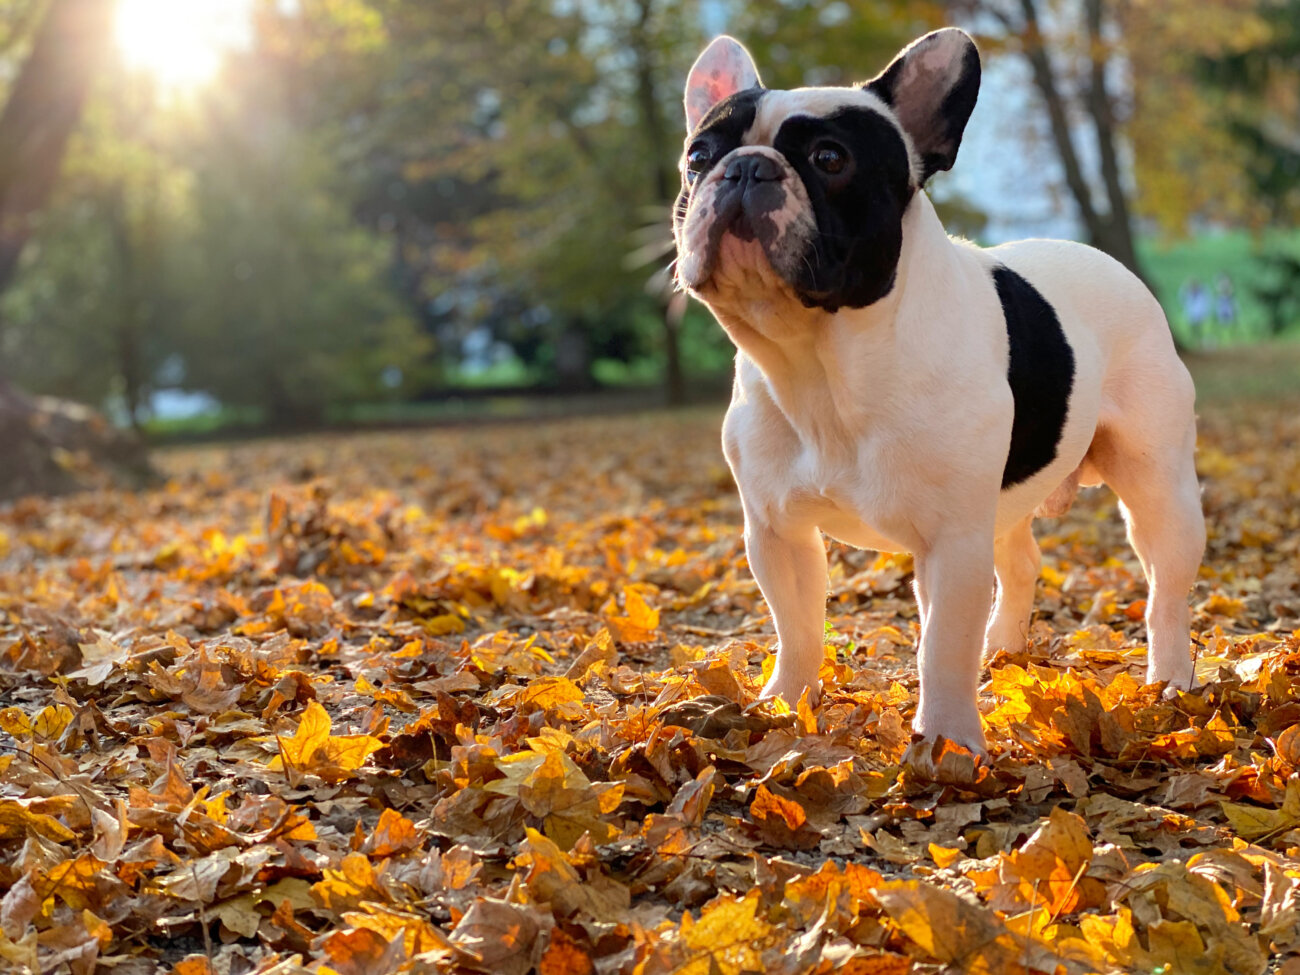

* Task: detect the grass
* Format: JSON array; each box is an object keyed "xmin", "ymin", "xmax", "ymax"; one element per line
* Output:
[
  {"xmin": 1141, "ymin": 228, "xmax": 1300, "ymax": 346},
  {"xmin": 1184, "ymin": 338, "xmax": 1300, "ymax": 404}
]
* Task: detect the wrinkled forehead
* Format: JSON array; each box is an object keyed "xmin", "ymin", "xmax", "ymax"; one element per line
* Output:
[
  {"xmin": 746, "ymin": 87, "xmax": 899, "ymax": 145},
  {"xmin": 688, "ymin": 85, "xmax": 915, "ymax": 181}
]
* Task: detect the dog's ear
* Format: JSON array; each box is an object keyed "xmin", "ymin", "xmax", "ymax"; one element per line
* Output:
[
  {"xmin": 866, "ymin": 28, "xmax": 981, "ymax": 184},
  {"xmin": 684, "ymin": 36, "xmax": 761, "ymax": 133}
]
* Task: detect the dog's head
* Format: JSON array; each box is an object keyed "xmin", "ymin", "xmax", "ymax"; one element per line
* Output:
[{"xmin": 674, "ymin": 29, "xmax": 980, "ymax": 314}]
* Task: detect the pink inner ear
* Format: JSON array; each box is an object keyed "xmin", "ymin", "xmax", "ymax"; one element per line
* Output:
[
  {"xmin": 685, "ymin": 37, "xmax": 759, "ymax": 130},
  {"xmin": 704, "ymin": 73, "xmax": 731, "ymax": 102},
  {"xmin": 687, "ymin": 76, "xmax": 733, "ymax": 123}
]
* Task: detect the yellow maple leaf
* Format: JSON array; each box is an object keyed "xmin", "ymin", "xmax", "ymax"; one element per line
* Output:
[
  {"xmin": 929, "ymin": 843, "xmax": 963, "ymax": 869},
  {"xmin": 997, "ymin": 807, "xmax": 1098, "ymax": 914},
  {"xmin": 875, "ymin": 880, "xmax": 1029, "ymax": 974},
  {"xmin": 271, "ymin": 701, "xmax": 384, "ymax": 784},
  {"xmin": 341, "ymin": 905, "xmax": 452, "ymax": 956},
  {"xmin": 514, "ymin": 827, "xmax": 629, "ymax": 922},
  {"xmin": 1220, "ymin": 777, "xmax": 1300, "ymax": 842},
  {"xmin": 676, "ymin": 890, "xmax": 786, "ymax": 975},
  {"xmin": 505, "ymin": 749, "xmax": 617, "ymax": 848},
  {"xmin": 363, "ymin": 808, "xmax": 422, "ymax": 858},
  {"xmin": 506, "ymin": 676, "xmax": 585, "ymax": 713},
  {"xmin": 313, "ymin": 853, "xmax": 387, "ymax": 912},
  {"xmin": 0, "ymin": 799, "xmax": 78, "ymax": 843}
]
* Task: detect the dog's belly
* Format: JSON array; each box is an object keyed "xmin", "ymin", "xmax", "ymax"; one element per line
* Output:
[{"xmin": 817, "ymin": 506, "xmax": 910, "ymax": 554}]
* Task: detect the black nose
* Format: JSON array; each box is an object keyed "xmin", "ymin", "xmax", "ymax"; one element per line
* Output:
[{"xmin": 724, "ymin": 154, "xmax": 783, "ymax": 183}]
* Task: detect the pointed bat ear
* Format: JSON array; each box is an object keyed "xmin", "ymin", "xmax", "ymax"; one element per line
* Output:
[
  {"xmin": 684, "ymin": 35, "xmax": 761, "ymax": 133},
  {"xmin": 866, "ymin": 28, "xmax": 981, "ymax": 184}
]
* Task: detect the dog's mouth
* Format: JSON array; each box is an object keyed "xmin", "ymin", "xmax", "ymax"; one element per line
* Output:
[{"xmin": 683, "ymin": 196, "xmax": 760, "ymax": 288}]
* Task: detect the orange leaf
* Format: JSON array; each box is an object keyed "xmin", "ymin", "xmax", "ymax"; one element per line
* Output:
[
  {"xmin": 606, "ymin": 587, "xmax": 659, "ymax": 643},
  {"xmin": 539, "ymin": 927, "xmax": 594, "ymax": 975},
  {"xmin": 363, "ymin": 808, "xmax": 422, "ymax": 858}
]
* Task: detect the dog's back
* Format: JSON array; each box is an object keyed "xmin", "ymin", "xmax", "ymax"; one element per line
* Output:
[{"xmin": 989, "ymin": 237, "xmax": 1196, "ymax": 446}]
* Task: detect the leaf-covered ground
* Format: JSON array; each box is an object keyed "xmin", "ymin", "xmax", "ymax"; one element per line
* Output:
[{"xmin": 2, "ymin": 400, "xmax": 1300, "ymax": 975}]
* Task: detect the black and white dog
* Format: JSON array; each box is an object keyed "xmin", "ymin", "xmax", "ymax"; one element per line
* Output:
[{"xmin": 674, "ymin": 29, "xmax": 1205, "ymax": 755}]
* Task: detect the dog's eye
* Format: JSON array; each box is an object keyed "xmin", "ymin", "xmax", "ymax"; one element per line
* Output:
[
  {"xmin": 811, "ymin": 143, "xmax": 848, "ymax": 175},
  {"xmin": 685, "ymin": 145, "xmax": 712, "ymax": 180}
]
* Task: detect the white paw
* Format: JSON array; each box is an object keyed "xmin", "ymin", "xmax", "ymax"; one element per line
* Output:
[
  {"xmin": 912, "ymin": 709, "xmax": 988, "ymax": 759},
  {"xmin": 984, "ymin": 622, "xmax": 1028, "ymax": 655},
  {"xmin": 759, "ymin": 671, "xmax": 821, "ymax": 708},
  {"xmin": 1149, "ymin": 663, "xmax": 1196, "ymax": 693},
  {"xmin": 983, "ymin": 634, "xmax": 1027, "ymax": 656}
]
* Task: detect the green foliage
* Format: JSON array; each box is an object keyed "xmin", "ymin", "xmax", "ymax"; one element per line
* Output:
[
  {"xmin": 1196, "ymin": 0, "xmax": 1300, "ymax": 220},
  {"xmin": 172, "ymin": 127, "xmax": 427, "ymax": 426},
  {"xmin": 1, "ymin": 196, "xmax": 132, "ymax": 404},
  {"xmin": 1, "ymin": 6, "xmax": 427, "ymax": 426}
]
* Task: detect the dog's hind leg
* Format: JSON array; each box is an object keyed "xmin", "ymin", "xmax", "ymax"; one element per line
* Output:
[
  {"xmin": 1089, "ymin": 402, "xmax": 1204, "ymax": 689},
  {"xmin": 985, "ymin": 516, "xmax": 1039, "ymax": 655}
]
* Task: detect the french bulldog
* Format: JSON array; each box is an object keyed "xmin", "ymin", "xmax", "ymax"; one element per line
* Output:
[{"xmin": 674, "ymin": 28, "xmax": 1205, "ymax": 755}]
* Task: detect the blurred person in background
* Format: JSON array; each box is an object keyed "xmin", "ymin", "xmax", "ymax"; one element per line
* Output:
[{"xmin": 1182, "ymin": 278, "xmax": 1212, "ymax": 347}]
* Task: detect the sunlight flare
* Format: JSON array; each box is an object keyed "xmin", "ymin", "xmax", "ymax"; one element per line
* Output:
[{"xmin": 115, "ymin": 0, "xmax": 254, "ymax": 92}]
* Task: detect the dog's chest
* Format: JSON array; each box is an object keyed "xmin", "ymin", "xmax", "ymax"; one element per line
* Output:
[
  {"xmin": 730, "ymin": 415, "xmax": 924, "ymax": 554},
  {"xmin": 797, "ymin": 442, "xmax": 925, "ymax": 552}
]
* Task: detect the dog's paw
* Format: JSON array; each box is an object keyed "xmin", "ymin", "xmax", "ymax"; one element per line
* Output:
[
  {"xmin": 983, "ymin": 626, "xmax": 1028, "ymax": 656},
  {"xmin": 758, "ymin": 673, "xmax": 822, "ymax": 709},
  {"xmin": 911, "ymin": 709, "xmax": 988, "ymax": 760},
  {"xmin": 1150, "ymin": 665, "xmax": 1196, "ymax": 696},
  {"xmin": 1157, "ymin": 675, "xmax": 1198, "ymax": 701}
]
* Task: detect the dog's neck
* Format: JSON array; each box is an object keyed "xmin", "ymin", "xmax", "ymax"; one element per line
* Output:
[{"xmin": 708, "ymin": 191, "xmax": 963, "ymax": 455}]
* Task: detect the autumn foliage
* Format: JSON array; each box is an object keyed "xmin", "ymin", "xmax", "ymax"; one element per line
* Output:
[{"xmin": 1, "ymin": 404, "xmax": 1300, "ymax": 974}]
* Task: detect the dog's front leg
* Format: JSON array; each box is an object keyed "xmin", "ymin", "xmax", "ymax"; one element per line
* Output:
[
  {"xmin": 746, "ymin": 520, "xmax": 829, "ymax": 706},
  {"xmin": 911, "ymin": 531, "xmax": 996, "ymax": 755}
]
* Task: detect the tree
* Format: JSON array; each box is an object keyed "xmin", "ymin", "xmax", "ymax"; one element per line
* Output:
[
  {"xmin": 159, "ymin": 36, "xmax": 429, "ymax": 429},
  {"xmin": 2, "ymin": 66, "xmax": 196, "ymax": 429},
  {"xmin": 1195, "ymin": 0, "xmax": 1300, "ymax": 222},
  {"xmin": 953, "ymin": 0, "xmax": 1287, "ymax": 283},
  {"xmin": 951, "ymin": 0, "xmax": 1146, "ymax": 280},
  {"xmin": 303, "ymin": 0, "xmax": 711, "ymax": 397},
  {"xmin": 0, "ymin": 0, "xmax": 155, "ymax": 500},
  {"xmin": 0, "ymin": 0, "xmax": 113, "ymax": 301}
]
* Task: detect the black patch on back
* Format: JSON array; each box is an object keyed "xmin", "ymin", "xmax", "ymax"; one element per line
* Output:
[
  {"xmin": 771, "ymin": 107, "xmax": 914, "ymax": 311},
  {"xmin": 993, "ymin": 265, "xmax": 1075, "ymax": 488}
]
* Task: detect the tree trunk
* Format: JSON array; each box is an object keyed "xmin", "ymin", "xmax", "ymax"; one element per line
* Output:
[
  {"xmin": 0, "ymin": 0, "xmax": 115, "ymax": 300},
  {"xmin": 1082, "ymin": 0, "xmax": 1146, "ymax": 286},
  {"xmin": 107, "ymin": 181, "xmax": 145, "ymax": 431},
  {"xmin": 0, "ymin": 0, "xmax": 155, "ymax": 497},
  {"xmin": 628, "ymin": 0, "xmax": 688, "ymax": 406},
  {"xmin": 1004, "ymin": 0, "xmax": 1151, "ymax": 281},
  {"xmin": 1011, "ymin": 0, "xmax": 1108, "ymax": 248}
]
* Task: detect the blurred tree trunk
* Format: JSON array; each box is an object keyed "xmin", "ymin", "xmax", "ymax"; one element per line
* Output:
[
  {"xmin": 980, "ymin": 1, "xmax": 1150, "ymax": 277},
  {"xmin": 0, "ymin": 0, "xmax": 114, "ymax": 308},
  {"xmin": 628, "ymin": 0, "xmax": 687, "ymax": 406},
  {"xmin": 0, "ymin": 0, "xmax": 153, "ymax": 499},
  {"xmin": 106, "ymin": 181, "xmax": 146, "ymax": 431}
]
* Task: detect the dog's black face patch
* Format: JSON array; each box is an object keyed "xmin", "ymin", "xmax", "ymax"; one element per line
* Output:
[
  {"xmin": 994, "ymin": 266, "xmax": 1075, "ymax": 488},
  {"xmin": 673, "ymin": 87, "xmax": 765, "ymax": 237},
  {"xmin": 675, "ymin": 92, "xmax": 914, "ymax": 310},
  {"xmin": 771, "ymin": 108, "xmax": 914, "ymax": 311}
]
